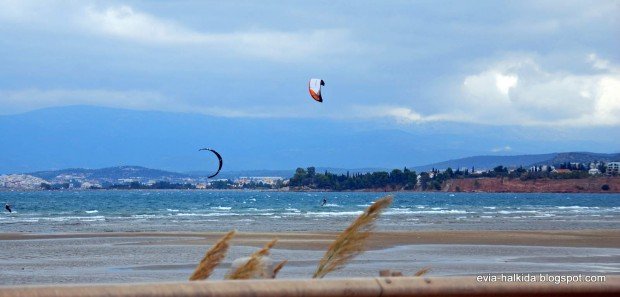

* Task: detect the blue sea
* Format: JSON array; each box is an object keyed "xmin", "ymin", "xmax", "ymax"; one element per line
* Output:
[{"xmin": 1, "ymin": 191, "xmax": 619, "ymax": 233}]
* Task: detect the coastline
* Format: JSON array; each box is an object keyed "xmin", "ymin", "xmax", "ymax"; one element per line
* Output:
[
  {"xmin": 3, "ymin": 176, "xmax": 619, "ymax": 193},
  {"xmin": 2, "ymin": 229, "xmax": 620, "ymax": 249}
]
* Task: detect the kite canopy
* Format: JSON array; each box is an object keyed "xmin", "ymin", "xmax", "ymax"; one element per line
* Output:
[
  {"xmin": 199, "ymin": 148, "xmax": 223, "ymax": 178},
  {"xmin": 308, "ymin": 78, "xmax": 325, "ymax": 102}
]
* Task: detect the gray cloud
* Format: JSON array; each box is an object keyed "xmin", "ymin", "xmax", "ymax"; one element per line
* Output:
[{"xmin": 0, "ymin": 0, "xmax": 618, "ymax": 129}]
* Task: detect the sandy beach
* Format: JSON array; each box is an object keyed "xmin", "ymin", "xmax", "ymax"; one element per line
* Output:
[
  {"xmin": 2, "ymin": 229, "xmax": 620, "ymax": 249},
  {"xmin": 1, "ymin": 230, "xmax": 618, "ymax": 285}
]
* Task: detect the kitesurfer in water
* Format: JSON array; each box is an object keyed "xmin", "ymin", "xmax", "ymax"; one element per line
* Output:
[
  {"xmin": 321, "ymin": 198, "xmax": 327, "ymax": 206},
  {"xmin": 5, "ymin": 203, "xmax": 12, "ymax": 213}
]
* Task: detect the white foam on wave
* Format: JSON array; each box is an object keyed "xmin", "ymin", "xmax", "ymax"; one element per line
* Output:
[
  {"xmin": 85, "ymin": 210, "xmax": 99, "ymax": 214},
  {"xmin": 281, "ymin": 212, "xmax": 303, "ymax": 216},
  {"xmin": 132, "ymin": 214, "xmax": 158, "ymax": 219},
  {"xmin": 43, "ymin": 216, "xmax": 106, "ymax": 222},
  {"xmin": 383, "ymin": 208, "xmax": 418, "ymax": 215},
  {"xmin": 211, "ymin": 206, "xmax": 232, "ymax": 211},
  {"xmin": 498, "ymin": 210, "xmax": 538, "ymax": 214},
  {"xmin": 81, "ymin": 217, "xmax": 106, "ymax": 222},
  {"xmin": 414, "ymin": 209, "xmax": 468, "ymax": 214},
  {"xmin": 323, "ymin": 203, "xmax": 341, "ymax": 207},
  {"xmin": 387, "ymin": 209, "xmax": 468, "ymax": 215},
  {"xmin": 10, "ymin": 218, "xmax": 39, "ymax": 222},
  {"xmin": 305, "ymin": 211, "xmax": 363, "ymax": 217},
  {"xmin": 556, "ymin": 206, "xmax": 597, "ymax": 210},
  {"xmin": 166, "ymin": 209, "xmax": 180, "ymax": 212},
  {"xmin": 177, "ymin": 212, "xmax": 240, "ymax": 217},
  {"xmin": 532, "ymin": 213, "xmax": 555, "ymax": 218}
]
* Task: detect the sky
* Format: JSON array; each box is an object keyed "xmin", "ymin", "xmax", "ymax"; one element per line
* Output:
[{"xmin": 0, "ymin": 0, "xmax": 619, "ymax": 170}]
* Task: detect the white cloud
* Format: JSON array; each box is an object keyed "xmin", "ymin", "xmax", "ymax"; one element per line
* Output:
[
  {"xmin": 82, "ymin": 5, "xmax": 205, "ymax": 44},
  {"xmin": 351, "ymin": 54, "xmax": 620, "ymax": 127},
  {"xmin": 491, "ymin": 146, "xmax": 512, "ymax": 153},
  {"xmin": 79, "ymin": 4, "xmax": 355, "ymax": 61},
  {"xmin": 588, "ymin": 53, "xmax": 611, "ymax": 71},
  {"xmin": 495, "ymin": 74, "xmax": 518, "ymax": 95},
  {"xmin": 0, "ymin": 2, "xmax": 356, "ymax": 61},
  {"xmin": 347, "ymin": 106, "xmax": 459, "ymax": 124},
  {"xmin": 456, "ymin": 54, "xmax": 620, "ymax": 126}
]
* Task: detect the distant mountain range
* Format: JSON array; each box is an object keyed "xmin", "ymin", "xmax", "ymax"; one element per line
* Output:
[
  {"xmin": 413, "ymin": 152, "xmax": 620, "ymax": 171},
  {"xmin": 191, "ymin": 167, "xmax": 386, "ymax": 179},
  {"xmin": 30, "ymin": 166, "xmax": 387, "ymax": 181},
  {"xmin": 530, "ymin": 152, "xmax": 620, "ymax": 166},
  {"xmin": 412, "ymin": 153, "xmax": 556, "ymax": 171},
  {"xmin": 24, "ymin": 152, "xmax": 619, "ymax": 181},
  {"xmin": 30, "ymin": 166, "xmax": 190, "ymax": 181},
  {"xmin": 1, "ymin": 106, "xmax": 619, "ymax": 173}
]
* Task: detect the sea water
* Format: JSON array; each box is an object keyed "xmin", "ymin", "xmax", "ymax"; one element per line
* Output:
[{"xmin": 0, "ymin": 191, "xmax": 618, "ymax": 232}]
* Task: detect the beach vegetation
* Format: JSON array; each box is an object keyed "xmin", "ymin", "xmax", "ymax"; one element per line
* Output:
[
  {"xmin": 414, "ymin": 267, "xmax": 431, "ymax": 276},
  {"xmin": 272, "ymin": 260, "xmax": 288, "ymax": 278},
  {"xmin": 313, "ymin": 195, "xmax": 392, "ymax": 278},
  {"xmin": 226, "ymin": 239, "xmax": 278, "ymax": 279},
  {"xmin": 189, "ymin": 230, "xmax": 236, "ymax": 281}
]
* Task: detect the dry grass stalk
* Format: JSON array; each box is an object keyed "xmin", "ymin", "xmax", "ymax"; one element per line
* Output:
[
  {"xmin": 188, "ymin": 230, "xmax": 236, "ymax": 281},
  {"xmin": 313, "ymin": 195, "xmax": 393, "ymax": 278},
  {"xmin": 226, "ymin": 239, "xmax": 278, "ymax": 280},
  {"xmin": 272, "ymin": 260, "xmax": 288, "ymax": 278},
  {"xmin": 414, "ymin": 267, "xmax": 431, "ymax": 276}
]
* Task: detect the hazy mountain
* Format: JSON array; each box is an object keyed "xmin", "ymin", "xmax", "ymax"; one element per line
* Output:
[
  {"xmin": 1, "ymin": 106, "xmax": 618, "ymax": 173},
  {"xmin": 30, "ymin": 166, "xmax": 190, "ymax": 181},
  {"xmin": 188, "ymin": 169, "xmax": 295, "ymax": 180},
  {"xmin": 202, "ymin": 167, "xmax": 387, "ymax": 179},
  {"xmin": 19, "ymin": 152, "xmax": 620, "ymax": 182},
  {"xmin": 414, "ymin": 152, "xmax": 620, "ymax": 171},
  {"xmin": 530, "ymin": 152, "xmax": 620, "ymax": 166}
]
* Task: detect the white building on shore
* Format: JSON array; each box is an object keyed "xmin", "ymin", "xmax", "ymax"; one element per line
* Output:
[{"xmin": 607, "ymin": 162, "xmax": 620, "ymax": 175}]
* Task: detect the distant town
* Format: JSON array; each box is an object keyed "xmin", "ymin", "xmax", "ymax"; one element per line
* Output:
[
  {"xmin": 1, "ymin": 159, "xmax": 618, "ymax": 193},
  {"xmin": 0, "ymin": 170, "xmax": 286, "ymax": 191}
]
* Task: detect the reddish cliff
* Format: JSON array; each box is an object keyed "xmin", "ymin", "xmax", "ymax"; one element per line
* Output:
[{"xmin": 445, "ymin": 177, "xmax": 620, "ymax": 193}]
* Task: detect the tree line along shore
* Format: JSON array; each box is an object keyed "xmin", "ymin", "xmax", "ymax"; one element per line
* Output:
[
  {"xmin": 3, "ymin": 163, "xmax": 618, "ymax": 193},
  {"xmin": 283, "ymin": 166, "xmax": 620, "ymax": 193}
]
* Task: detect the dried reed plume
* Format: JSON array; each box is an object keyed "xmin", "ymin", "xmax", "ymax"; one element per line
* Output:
[
  {"xmin": 188, "ymin": 230, "xmax": 236, "ymax": 281},
  {"xmin": 313, "ymin": 195, "xmax": 393, "ymax": 278},
  {"xmin": 226, "ymin": 239, "xmax": 278, "ymax": 280},
  {"xmin": 272, "ymin": 260, "xmax": 288, "ymax": 278},
  {"xmin": 414, "ymin": 267, "xmax": 431, "ymax": 276}
]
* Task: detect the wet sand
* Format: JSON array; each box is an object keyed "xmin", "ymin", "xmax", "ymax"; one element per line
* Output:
[
  {"xmin": 2, "ymin": 229, "xmax": 620, "ymax": 249},
  {"xmin": 1, "ymin": 230, "xmax": 619, "ymax": 285}
]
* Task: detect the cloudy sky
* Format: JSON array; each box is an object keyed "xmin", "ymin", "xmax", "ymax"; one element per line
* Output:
[{"xmin": 1, "ymin": 1, "xmax": 618, "ymax": 135}]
